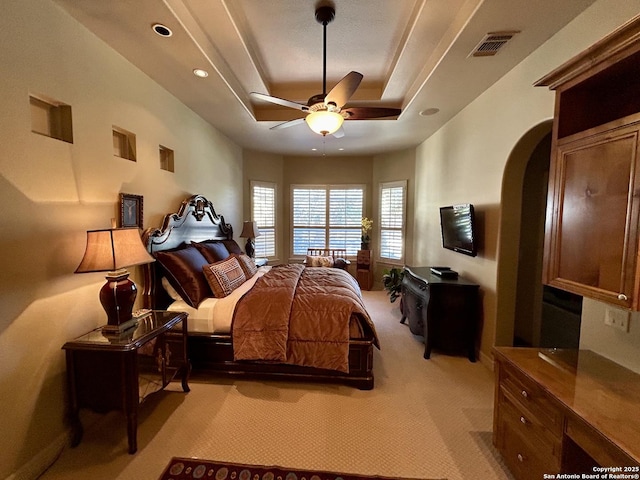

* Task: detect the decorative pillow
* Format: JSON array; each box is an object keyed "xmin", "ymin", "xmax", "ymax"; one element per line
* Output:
[
  {"xmin": 231, "ymin": 253, "xmax": 259, "ymax": 278},
  {"xmin": 155, "ymin": 245, "xmax": 210, "ymax": 308},
  {"xmin": 203, "ymin": 257, "xmax": 247, "ymax": 298},
  {"xmin": 192, "ymin": 240, "xmax": 230, "ymax": 263},
  {"xmin": 222, "ymin": 239, "xmax": 243, "ymax": 255},
  {"xmin": 161, "ymin": 277, "xmax": 182, "ymax": 301},
  {"xmin": 305, "ymin": 255, "xmax": 334, "ymax": 267}
]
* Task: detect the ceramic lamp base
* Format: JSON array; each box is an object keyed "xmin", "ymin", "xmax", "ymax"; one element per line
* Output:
[{"xmin": 99, "ymin": 270, "xmax": 137, "ymax": 331}]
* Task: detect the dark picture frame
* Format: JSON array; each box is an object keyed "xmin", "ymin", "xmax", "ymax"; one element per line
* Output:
[{"xmin": 119, "ymin": 193, "xmax": 143, "ymax": 229}]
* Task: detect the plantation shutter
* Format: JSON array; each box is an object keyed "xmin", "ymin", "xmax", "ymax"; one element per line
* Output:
[
  {"xmin": 292, "ymin": 185, "xmax": 364, "ymax": 256},
  {"xmin": 379, "ymin": 181, "xmax": 406, "ymax": 261},
  {"xmin": 293, "ymin": 188, "xmax": 326, "ymax": 255},
  {"xmin": 251, "ymin": 182, "xmax": 276, "ymax": 257}
]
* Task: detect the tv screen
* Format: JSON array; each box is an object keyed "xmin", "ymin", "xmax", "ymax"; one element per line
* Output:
[{"xmin": 439, "ymin": 204, "xmax": 477, "ymax": 257}]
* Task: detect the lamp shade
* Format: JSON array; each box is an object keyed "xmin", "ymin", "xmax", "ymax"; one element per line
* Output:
[
  {"xmin": 75, "ymin": 227, "xmax": 154, "ymax": 332},
  {"xmin": 75, "ymin": 228, "xmax": 154, "ymax": 273},
  {"xmin": 305, "ymin": 110, "xmax": 344, "ymax": 136},
  {"xmin": 240, "ymin": 221, "xmax": 261, "ymax": 239}
]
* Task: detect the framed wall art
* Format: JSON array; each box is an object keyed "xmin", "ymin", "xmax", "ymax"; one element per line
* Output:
[{"xmin": 119, "ymin": 193, "xmax": 143, "ymax": 229}]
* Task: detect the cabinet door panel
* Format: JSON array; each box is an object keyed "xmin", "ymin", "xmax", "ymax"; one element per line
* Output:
[{"xmin": 547, "ymin": 125, "xmax": 640, "ymax": 306}]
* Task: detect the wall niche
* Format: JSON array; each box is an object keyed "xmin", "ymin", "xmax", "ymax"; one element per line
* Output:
[{"xmin": 29, "ymin": 94, "xmax": 73, "ymax": 143}]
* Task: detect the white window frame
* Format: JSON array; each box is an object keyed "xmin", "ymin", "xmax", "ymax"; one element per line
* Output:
[
  {"xmin": 250, "ymin": 180, "xmax": 276, "ymax": 259},
  {"xmin": 291, "ymin": 184, "xmax": 365, "ymax": 258},
  {"xmin": 378, "ymin": 180, "xmax": 407, "ymax": 264}
]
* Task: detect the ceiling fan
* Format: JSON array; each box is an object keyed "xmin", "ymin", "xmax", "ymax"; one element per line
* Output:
[{"xmin": 250, "ymin": 5, "xmax": 402, "ymax": 137}]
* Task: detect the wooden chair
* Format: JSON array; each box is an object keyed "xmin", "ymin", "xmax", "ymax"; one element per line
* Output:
[{"xmin": 305, "ymin": 248, "xmax": 351, "ymax": 270}]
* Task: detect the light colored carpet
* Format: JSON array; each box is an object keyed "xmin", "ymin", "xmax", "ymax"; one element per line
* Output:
[{"xmin": 39, "ymin": 290, "xmax": 513, "ymax": 480}]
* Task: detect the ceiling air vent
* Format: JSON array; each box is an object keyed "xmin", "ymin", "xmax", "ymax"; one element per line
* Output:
[{"xmin": 470, "ymin": 31, "xmax": 519, "ymax": 57}]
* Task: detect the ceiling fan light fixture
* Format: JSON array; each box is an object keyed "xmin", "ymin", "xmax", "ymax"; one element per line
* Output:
[{"xmin": 305, "ymin": 111, "xmax": 344, "ymax": 136}]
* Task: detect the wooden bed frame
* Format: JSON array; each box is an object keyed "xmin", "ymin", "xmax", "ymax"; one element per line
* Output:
[{"xmin": 142, "ymin": 195, "xmax": 375, "ymax": 389}]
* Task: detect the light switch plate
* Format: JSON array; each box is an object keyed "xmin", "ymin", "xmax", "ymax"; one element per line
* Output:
[{"xmin": 605, "ymin": 307, "xmax": 630, "ymax": 332}]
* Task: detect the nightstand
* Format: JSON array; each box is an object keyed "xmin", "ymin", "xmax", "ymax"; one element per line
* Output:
[
  {"xmin": 356, "ymin": 249, "xmax": 372, "ymax": 290},
  {"xmin": 62, "ymin": 310, "xmax": 190, "ymax": 453}
]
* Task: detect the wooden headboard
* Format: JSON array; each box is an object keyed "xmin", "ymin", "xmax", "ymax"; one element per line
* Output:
[{"xmin": 141, "ymin": 194, "xmax": 233, "ymax": 309}]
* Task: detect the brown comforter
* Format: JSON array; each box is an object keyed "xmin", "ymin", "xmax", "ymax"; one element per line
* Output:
[{"xmin": 232, "ymin": 264, "xmax": 379, "ymax": 373}]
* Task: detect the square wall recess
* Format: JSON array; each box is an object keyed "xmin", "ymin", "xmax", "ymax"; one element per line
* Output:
[
  {"xmin": 159, "ymin": 145, "xmax": 174, "ymax": 172},
  {"xmin": 30, "ymin": 94, "xmax": 73, "ymax": 143},
  {"xmin": 112, "ymin": 126, "xmax": 136, "ymax": 161}
]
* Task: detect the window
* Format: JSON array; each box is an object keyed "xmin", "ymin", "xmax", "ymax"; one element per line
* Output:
[
  {"xmin": 251, "ymin": 181, "xmax": 276, "ymax": 258},
  {"xmin": 292, "ymin": 185, "xmax": 364, "ymax": 256},
  {"xmin": 379, "ymin": 180, "xmax": 406, "ymax": 262}
]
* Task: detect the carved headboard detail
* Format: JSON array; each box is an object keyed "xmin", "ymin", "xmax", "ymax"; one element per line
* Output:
[{"xmin": 141, "ymin": 194, "xmax": 234, "ymax": 309}]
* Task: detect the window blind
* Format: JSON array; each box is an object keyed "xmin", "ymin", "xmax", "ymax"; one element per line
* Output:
[
  {"xmin": 380, "ymin": 182, "xmax": 406, "ymax": 261},
  {"xmin": 252, "ymin": 182, "xmax": 276, "ymax": 257}
]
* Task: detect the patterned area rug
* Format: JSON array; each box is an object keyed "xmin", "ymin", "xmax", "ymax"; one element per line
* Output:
[{"xmin": 159, "ymin": 458, "xmax": 446, "ymax": 480}]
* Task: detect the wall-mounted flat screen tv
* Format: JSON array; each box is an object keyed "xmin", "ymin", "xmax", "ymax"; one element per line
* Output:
[{"xmin": 439, "ymin": 204, "xmax": 477, "ymax": 257}]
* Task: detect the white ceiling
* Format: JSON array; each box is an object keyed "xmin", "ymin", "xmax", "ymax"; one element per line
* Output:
[{"xmin": 53, "ymin": 0, "xmax": 596, "ymax": 156}]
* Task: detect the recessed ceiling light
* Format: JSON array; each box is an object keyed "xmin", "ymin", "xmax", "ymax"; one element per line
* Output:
[
  {"xmin": 193, "ymin": 69, "xmax": 209, "ymax": 78},
  {"xmin": 338, "ymin": 148, "xmax": 344, "ymax": 151},
  {"xmin": 311, "ymin": 148, "xmax": 318, "ymax": 151},
  {"xmin": 420, "ymin": 108, "xmax": 440, "ymax": 116},
  {"xmin": 152, "ymin": 23, "xmax": 172, "ymax": 37}
]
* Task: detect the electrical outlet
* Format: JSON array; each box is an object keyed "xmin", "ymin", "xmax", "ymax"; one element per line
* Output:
[{"xmin": 605, "ymin": 307, "xmax": 630, "ymax": 332}]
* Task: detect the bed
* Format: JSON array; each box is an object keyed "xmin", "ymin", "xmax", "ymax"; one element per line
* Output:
[{"xmin": 141, "ymin": 195, "xmax": 379, "ymax": 389}]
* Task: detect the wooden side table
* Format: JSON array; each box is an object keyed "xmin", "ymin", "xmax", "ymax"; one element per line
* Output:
[
  {"xmin": 62, "ymin": 310, "xmax": 190, "ymax": 453},
  {"xmin": 356, "ymin": 249, "xmax": 372, "ymax": 290}
]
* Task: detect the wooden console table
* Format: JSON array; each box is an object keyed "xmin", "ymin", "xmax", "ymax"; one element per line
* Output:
[
  {"xmin": 400, "ymin": 266, "xmax": 479, "ymax": 361},
  {"xmin": 62, "ymin": 310, "xmax": 190, "ymax": 453},
  {"xmin": 493, "ymin": 347, "xmax": 640, "ymax": 480}
]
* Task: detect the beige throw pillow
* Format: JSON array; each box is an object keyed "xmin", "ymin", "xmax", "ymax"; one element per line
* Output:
[{"xmin": 305, "ymin": 255, "xmax": 334, "ymax": 267}]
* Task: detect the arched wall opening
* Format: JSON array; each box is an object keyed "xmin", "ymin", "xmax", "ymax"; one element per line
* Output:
[{"xmin": 495, "ymin": 120, "xmax": 553, "ymax": 346}]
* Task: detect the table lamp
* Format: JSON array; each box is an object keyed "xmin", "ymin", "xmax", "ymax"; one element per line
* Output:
[
  {"xmin": 75, "ymin": 227, "xmax": 155, "ymax": 333},
  {"xmin": 240, "ymin": 221, "xmax": 261, "ymax": 258}
]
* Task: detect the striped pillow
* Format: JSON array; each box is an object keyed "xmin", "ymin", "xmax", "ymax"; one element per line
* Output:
[{"xmin": 203, "ymin": 257, "xmax": 247, "ymax": 298}]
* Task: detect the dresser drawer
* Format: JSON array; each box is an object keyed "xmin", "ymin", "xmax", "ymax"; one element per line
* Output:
[
  {"xmin": 498, "ymin": 390, "xmax": 562, "ymax": 461},
  {"xmin": 500, "ymin": 362, "xmax": 563, "ymax": 436},
  {"xmin": 498, "ymin": 414, "xmax": 561, "ymax": 480}
]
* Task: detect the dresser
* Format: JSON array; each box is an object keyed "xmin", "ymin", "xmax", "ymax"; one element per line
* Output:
[
  {"xmin": 400, "ymin": 266, "xmax": 479, "ymax": 361},
  {"xmin": 493, "ymin": 347, "xmax": 640, "ymax": 480},
  {"xmin": 62, "ymin": 310, "xmax": 190, "ymax": 453}
]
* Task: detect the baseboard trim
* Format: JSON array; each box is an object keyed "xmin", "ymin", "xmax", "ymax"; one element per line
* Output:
[
  {"xmin": 478, "ymin": 349, "xmax": 494, "ymax": 371},
  {"xmin": 4, "ymin": 430, "xmax": 69, "ymax": 480}
]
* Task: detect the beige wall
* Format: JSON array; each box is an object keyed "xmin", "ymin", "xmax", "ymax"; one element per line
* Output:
[
  {"xmin": 0, "ymin": 1, "xmax": 242, "ymax": 478},
  {"xmin": 372, "ymin": 149, "xmax": 416, "ymax": 286},
  {"xmin": 410, "ymin": 0, "xmax": 640, "ymax": 366},
  {"xmin": 243, "ymin": 149, "xmax": 285, "ymax": 262}
]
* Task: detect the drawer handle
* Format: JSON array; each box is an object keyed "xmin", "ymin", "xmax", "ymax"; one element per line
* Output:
[
  {"xmin": 618, "ymin": 293, "xmax": 628, "ymax": 301},
  {"xmin": 521, "ymin": 390, "xmax": 528, "ymax": 399},
  {"xmin": 419, "ymin": 284, "xmax": 426, "ymax": 290},
  {"xmin": 517, "ymin": 453, "xmax": 524, "ymax": 463},
  {"xmin": 520, "ymin": 416, "xmax": 527, "ymax": 425}
]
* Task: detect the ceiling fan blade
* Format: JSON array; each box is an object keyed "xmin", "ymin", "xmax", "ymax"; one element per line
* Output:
[
  {"xmin": 342, "ymin": 107, "xmax": 401, "ymax": 120},
  {"xmin": 251, "ymin": 92, "xmax": 309, "ymax": 111},
  {"xmin": 325, "ymin": 71, "xmax": 363, "ymax": 108},
  {"xmin": 332, "ymin": 126, "xmax": 345, "ymax": 138},
  {"xmin": 270, "ymin": 118, "xmax": 306, "ymax": 130}
]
